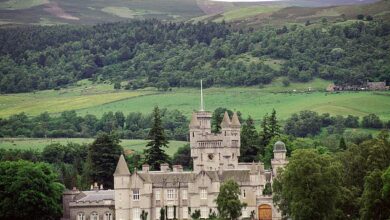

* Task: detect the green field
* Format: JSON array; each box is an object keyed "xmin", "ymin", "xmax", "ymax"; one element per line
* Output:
[
  {"xmin": 0, "ymin": 0, "xmax": 47, "ymax": 10},
  {"xmin": 0, "ymin": 138, "xmax": 186, "ymax": 156},
  {"xmin": 214, "ymin": 5, "xmax": 282, "ymax": 22},
  {"xmin": 1, "ymin": 78, "xmax": 390, "ymax": 121}
]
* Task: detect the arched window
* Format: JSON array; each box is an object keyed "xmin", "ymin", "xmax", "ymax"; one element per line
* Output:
[
  {"xmin": 90, "ymin": 212, "xmax": 98, "ymax": 220},
  {"xmin": 105, "ymin": 212, "xmax": 113, "ymax": 220},
  {"xmin": 77, "ymin": 213, "xmax": 85, "ymax": 220}
]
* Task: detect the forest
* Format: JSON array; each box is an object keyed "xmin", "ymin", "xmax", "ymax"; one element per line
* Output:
[{"xmin": 0, "ymin": 19, "xmax": 389, "ymax": 93}]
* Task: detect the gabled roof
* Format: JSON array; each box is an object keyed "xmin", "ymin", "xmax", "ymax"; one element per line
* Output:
[
  {"xmin": 220, "ymin": 111, "xmax": 231, "ymax": 128},
  {"xmin": 231, "ymin": 112, "xmax": 241, "ymax": 127},
  {"xmin": 114, "ymin": 154, "xmax": 130, "ymax": 175}
]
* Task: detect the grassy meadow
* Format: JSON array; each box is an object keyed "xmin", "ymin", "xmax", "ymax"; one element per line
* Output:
[
  {"xmin": 1, "ymin": 78, "xmax": 390, "ymax": 121},
  {"xmin": 0, "ymin": 138, "xmax": 186, "ymax": 156}
]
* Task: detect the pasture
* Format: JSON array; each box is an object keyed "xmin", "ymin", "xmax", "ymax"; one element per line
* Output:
[
  {"xmin": 0, "ymin": 138, "xmax": 186, "ymax": 156},
  {"xmin": 1, "ymin": 78, "xmax": 390, "ymax": 121}
]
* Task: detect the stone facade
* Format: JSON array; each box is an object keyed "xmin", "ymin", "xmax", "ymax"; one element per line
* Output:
[
  {"xmin": 114, "ymin": 107, "xmax": 287, "ymax": 220},
  {"xmin": 62, "ymin": 185, "xmax": 115, "ymax": 220},
  {"xmin": 63, "ymin": 86, "xmax": 288, "ymax": 220}
]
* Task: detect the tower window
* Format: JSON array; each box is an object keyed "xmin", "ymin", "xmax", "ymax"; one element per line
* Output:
[
  {"xmin": 133, "ymin": 189, "xmax": 140, "ymax": 201},
  {"xmin": 200, "ymin": 189, "xmax": 207, "ymax": 199}
]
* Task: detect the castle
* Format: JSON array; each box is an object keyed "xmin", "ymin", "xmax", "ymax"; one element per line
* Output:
[{"xmin": 62, "ymin": 83, "xmax": 288, "ymax": 220}]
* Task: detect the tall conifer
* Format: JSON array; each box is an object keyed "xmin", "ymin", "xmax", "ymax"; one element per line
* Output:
[{"xmin": 144, "ymin": 106, "xmax": 170, "ymax": 170}]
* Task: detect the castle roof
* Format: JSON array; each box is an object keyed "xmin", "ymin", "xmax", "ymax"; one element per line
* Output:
[
  {"xmin": 76, "ymin": 190, "xmax": 114, "ymax": 202},
  {"xmin": 231, "ymin": 112, "xmax": 241, "ymax": 127},
  {"xmin": 221, "ymin": 170, "xmax": 250, "ymax": 182},
  {"xmin": 114, "ymin": 154, "xmax": 130, "ymax": 175},
  {"xmin": 220, "ymin": 111, "xmax": 231, "ymax": 128},
  {"xmin": 273, "ymin": 141, "xmax": 286, "ymax": 152}
]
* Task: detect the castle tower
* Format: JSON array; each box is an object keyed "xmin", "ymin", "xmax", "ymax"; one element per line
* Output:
[
  {"xmin": 271, "ymin": 141, "xmax": 288, "ymax": 177},
  {"xmin": 114, "ymin": 154, "xmax": 131, "ymax": 220},
  {"xmin": 190, "ymin": 80, "xmax": 241, "ymax": 172}
]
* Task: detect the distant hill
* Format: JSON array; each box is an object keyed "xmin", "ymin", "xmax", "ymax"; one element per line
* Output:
[
  {"xmin": 0, "ymin": 0, "xmax": 383, "ymax": 25},
  {"xmin": 194, "ymin": 0, "xmax": 390, "ymax": 28}
]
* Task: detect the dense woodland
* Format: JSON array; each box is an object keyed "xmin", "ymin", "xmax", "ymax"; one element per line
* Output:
[
  {"xmin": 0, "ymin": 109, "xmax": 189, "ymax": 140},
  {"xmin": 0, "ymin": 19, "xmax": 389, "ymax": 93}
]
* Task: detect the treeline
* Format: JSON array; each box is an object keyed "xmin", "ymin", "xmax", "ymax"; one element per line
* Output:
[
  {"xmin": 284, "ymin": 111, "xmax": 390, "ymax": 137},
  {"xmin": 0, "ymin": 109, "xmax": 188, "ymax": 140},
  {"xmin": 273, "ymin": 130, "xmax": 390, "ymax": 220},
  {"xmin": 1, "ymin": 19, "xmax": 389, "ymax": 93}
]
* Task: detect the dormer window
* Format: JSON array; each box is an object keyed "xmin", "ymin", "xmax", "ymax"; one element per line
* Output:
[
  {"xmin": 77, "ymin": 213, "xmax": 85, "ymax": 220},
  {"xmin": 105, "ymin": 212, "xmax": 113, "ymax": 220},
  {"xmin": 91, "ymin": 212, "xmax": 98, "ymax": 220}
]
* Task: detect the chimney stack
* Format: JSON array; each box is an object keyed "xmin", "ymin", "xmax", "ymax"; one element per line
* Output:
[
  {"xmin": 173, "ymin": 165, "xmax": 183, "ymax": 172},
  {"xmin": 142, "ymin": 164, "xmax": 150, "ymax": 172},
  {"xmin": 160, "ymin": 163, "xmax": 170, "ymax": 172}
]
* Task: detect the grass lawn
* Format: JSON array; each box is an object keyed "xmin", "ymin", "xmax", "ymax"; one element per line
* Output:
[
  {"xmin": 0, "ymin": 82, "xmax": 155, "ymax": 118},
  {"xmin": 1, "ymin": 79, "xmax": 390, "ymax": 121},
  {"xmin": 0, "ymin": 138, "xmax": 186, "ymax": 156}
]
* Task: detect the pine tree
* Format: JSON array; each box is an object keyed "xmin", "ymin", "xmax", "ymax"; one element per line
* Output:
[
  {"xmin": 240, "ymin": 116, "xmax": 260, "ymax": 162},
  {"xmin": 144, "ymin": 106, "xmax": 170, "ymax": 170},
  {"xmin": 259, "ymin": 113, "xmax": 271, "ymax": 155},
  {"xmin": 269, "ymin": 109, "xmax": 280, "ymax": 137}
]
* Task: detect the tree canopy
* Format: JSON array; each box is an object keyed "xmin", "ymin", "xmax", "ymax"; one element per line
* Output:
[
  {"xmin": 86, "ymin": 132, "xmax": 123, "ymax": 188},
  {"xmin": 144, "ymin": 106, "xmax": 170, "ymax": 170},
  {"xmin": 0, "ymin": 160, "xmax": 64, "ymax": 220},
  {"xmin": 273, "ymin": 149, "xmax": 342, "ymax": 220},
  {"xmin": 216, "ymin": 179, "xmax": 246, "ymax": 220}
]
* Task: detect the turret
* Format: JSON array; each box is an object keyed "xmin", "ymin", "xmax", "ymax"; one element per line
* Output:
[
  {"xmin": 271, "ymin": 141, "xmax": 288, "ymax": 177},
  {"xmin": 114, "ymin": 154, "xmax": 131, "ymax": 220},
  {"xmin": 220, "ymin": 111, "xmax": 231, "ymax": 136}
]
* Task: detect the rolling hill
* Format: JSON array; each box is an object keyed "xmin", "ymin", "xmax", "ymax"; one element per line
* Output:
[{"xmin": 0, "ymin": 0, "xmax": 382, "ymax": 25}]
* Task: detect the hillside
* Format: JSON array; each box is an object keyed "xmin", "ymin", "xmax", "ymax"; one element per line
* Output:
[
  {"xmin": 0, "ymin": 17, "xmax": 389, "ymax": 93},
  {"xmin": 0, "ymin": 0, "xmax": 381, "ymax": 25},
  {"xmin": 196, "ymin": 0, "xmax": 390, "ymax": 27}
]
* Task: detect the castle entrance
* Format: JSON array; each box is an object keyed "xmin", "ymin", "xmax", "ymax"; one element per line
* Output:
[{"xmin": 258, "ymin": 204, "xmax": 272, "ymax": 220}]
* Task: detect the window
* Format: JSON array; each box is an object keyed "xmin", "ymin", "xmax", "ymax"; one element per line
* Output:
[
  {"xmin": 133, "ymin": 189, "xmax": 140, "ymax": 201},
  {"xmin": 105, "ymin": 212, "xmax": 113, "ymax": 220},
  {"xmin": 155, "ymin": 190, "xmax": 160, "ymax": 201},
  {"xmin": 242, "ymin": 207, "xmax": 248, "ymax": 218},
  {"xmin": 77, "ymin": 213, "xmax": 85, "ymax": 220},
  {"xmin": 200, "ymin": 207, "xmax": 208, "ymax": 219},
  {"xmin": 133, "ymin": 208, "xmax": 140, "ymax": 220},
  {"xmin": 168, "ymin": 206, "xmax": 174, "ymax": 219},
  {"xmin": 167, "ymin": 189, "xmax": 175, "ymax": 200},
  {"xmin": 182, "ymin": 207, "xmax": 189, "ymax": 219},
  {"xmin": 156, "ymin": 208, "xmax": 161, "ymax": 220},
  {"xmin": 91, "ymin": 212, "xmax": 98, "ymax": 220},
  {"xmin": 182, "ymin": 189, "xmax": 188, "ymax": 200},
  {"xmin": 200, "ymin": 189, "xmax": 207, "ymax": 200},
  {"xmin": 243, "ymin": 189, "xmax": 246, "ymax": 198}
]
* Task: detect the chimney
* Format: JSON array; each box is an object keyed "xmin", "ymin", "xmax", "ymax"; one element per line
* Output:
[
  {"xmin": 100, "ymin": 184, "xmax": 104, "ymax": 190},
  {"xmin": 173, "ymin": 165, "xmax": 183, "ymax": 172},
  {"xmin": 142, "ymin": 164, "xmax": 150, "ymax": 172},
  {"xmin": 160, "ymin": 163, "xmax": 170, "ymax": 172}
]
